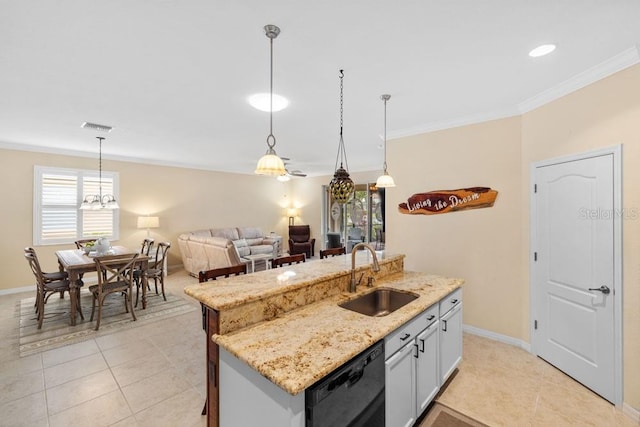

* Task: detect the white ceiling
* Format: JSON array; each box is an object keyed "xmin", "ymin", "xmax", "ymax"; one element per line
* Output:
[{"xmin": 1, "ymin": 1, "xmax": 639, "ymax": 176}]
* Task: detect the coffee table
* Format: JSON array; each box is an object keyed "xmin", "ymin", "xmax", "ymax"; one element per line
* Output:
[{"xmin": 242, "ymin": 253, "xmax": 273, "ymax": 273}]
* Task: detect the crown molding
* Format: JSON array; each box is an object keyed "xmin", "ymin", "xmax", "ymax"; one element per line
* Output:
[
  {"xmin": 387, "ymin": 107, "xmax": 520, "ymax": 140},
  {"xmin": 389, "ymin": 46, "xmax": 640, "ymax": 140},
  {"xmin": 518, "ymin": 45, "xmax": 640, "ymax": 114}
]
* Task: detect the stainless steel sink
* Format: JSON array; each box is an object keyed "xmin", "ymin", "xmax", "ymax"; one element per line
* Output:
[{"xmin": 339, "ymin": 288, "xmax": 419, "ymax": 317}]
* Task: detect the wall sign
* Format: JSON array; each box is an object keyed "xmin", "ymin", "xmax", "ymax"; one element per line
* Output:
[{"xmin": 398, "ymin": 187, "xmax": 498, "ymax": 215}]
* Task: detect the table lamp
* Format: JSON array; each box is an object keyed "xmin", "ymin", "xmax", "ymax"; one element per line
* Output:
[{"xmin": 137, "ymin": 216, "xmax": 159, "ymax": 238}]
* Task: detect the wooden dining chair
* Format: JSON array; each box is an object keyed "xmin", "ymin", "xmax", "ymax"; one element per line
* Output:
[
  {"xmin": 75, "ymin": 238, "xmax": 97, "ymax": 250},
  {"xmin": 197, "ymin": 262, "xmax": 248, "ymax": 415},
  {"xmin": 271, "ymin": 253, "xmax": 306, "ymax": 268},
  {"xmin": 136, "ymin": 242, "xmax": 170, "ymax": 307},
  {"xmin": 24, "ymin": 247, "xmax": 82, "ymax": 329},
  {"xmin": 199, "ymin": 264, "xmax": 248, "ymax": 283},
  {"xmin": 91, "ymin": 253, "xmax": 140, "ymax": 331},
  {"xmin": 319, "ymin": 247, "xmax": 346, "ymax": 259},
  {"xmin": 131, "ymin": 238, "xmax": 154, "ymax": 293}
]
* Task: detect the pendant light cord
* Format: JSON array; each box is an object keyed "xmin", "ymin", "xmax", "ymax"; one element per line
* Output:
[
  {"xmin": 383, "ymin": 96, "xmax": 388, "ymax": 173},
  {"xmin": 267, "ymin": 35, "xmax": 275, "ymax": 149},
  {"xmin": 334, "ymin": 69, "xmax": 349, "ymax": 171},
  {"xmin": 97, "ymin": 136, "xmax": 104, "ymax": 201}
]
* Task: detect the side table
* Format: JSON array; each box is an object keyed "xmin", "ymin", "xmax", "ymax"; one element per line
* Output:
[{"xmin": 242, "ymin": 253, "xmax": 273, "ymax": 273}]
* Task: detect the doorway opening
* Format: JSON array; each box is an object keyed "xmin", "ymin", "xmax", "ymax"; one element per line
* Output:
[{"xmin": 322, "ymin": 183, "xmax": 386, "ymax": 251}]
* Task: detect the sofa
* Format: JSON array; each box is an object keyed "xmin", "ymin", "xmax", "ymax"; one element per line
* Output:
[{"xmin": 178, "ymin": 227, "xmax": 278, "ymax": 277}]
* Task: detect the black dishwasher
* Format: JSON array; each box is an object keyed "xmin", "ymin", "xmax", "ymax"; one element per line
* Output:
[{"xmin": 305, "ymin": 340, "xmax": 385, "ymax": 427}]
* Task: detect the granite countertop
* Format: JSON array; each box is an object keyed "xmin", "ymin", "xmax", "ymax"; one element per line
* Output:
[
  {"xmin": 184, "ymin": 251, "xmax": 404, "ymax": 310},
  {"xmin": 213, "ymin": 270, "xmax": 464, "ymax": 395}
]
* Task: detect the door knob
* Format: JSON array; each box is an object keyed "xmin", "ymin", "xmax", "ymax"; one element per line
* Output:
[{"xmin": 588, "ymin": 285, "xmax": 610, "ymax": 294}]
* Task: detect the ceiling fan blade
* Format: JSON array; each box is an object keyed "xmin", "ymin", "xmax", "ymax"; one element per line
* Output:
[{"xmin": 290, "ymin": 170, "xmax": 307, "ymax": 177}]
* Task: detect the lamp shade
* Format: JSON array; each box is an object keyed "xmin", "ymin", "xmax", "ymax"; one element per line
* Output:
[
  {"xmin": 137, "ymin": 216, "xmax": 159, "ymax": 229},
  {"xmin": 287, "ymin": 208, "xmax": 298, "ymax": 218},
  {"xmin": 255, "ymin": 151, "xmax": 287, "ymax": 176},
  {"xmin": 375, "ymin": 173, "xmax": 396, "ymax": 188}
]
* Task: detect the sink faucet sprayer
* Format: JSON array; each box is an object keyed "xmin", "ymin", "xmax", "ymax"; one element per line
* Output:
[{"xmin": 349, "ymin": 243, "xmax": 380, "ymax": 293}]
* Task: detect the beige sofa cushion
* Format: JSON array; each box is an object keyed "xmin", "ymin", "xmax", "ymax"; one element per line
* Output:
[
  {"xmin": 232, "ymin": 239, "xmax": 251, "ymax": 257},
  {"xmin": 178, "ymin": 227, "xmax": 277, "ymax": 277}
]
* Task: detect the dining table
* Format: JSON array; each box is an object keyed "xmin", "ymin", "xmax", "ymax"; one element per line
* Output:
[{"xmin": 55, "ymin": 246, "xmax": 150, "ymax": 326}]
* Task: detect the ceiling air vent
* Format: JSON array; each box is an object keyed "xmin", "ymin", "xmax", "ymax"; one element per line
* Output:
[{"xmin": 81, "ymin": 122, "xmax": 113, "ymax": 132}]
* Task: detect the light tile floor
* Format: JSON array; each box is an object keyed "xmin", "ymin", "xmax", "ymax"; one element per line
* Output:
[{"xmin": 1, "ymin": 271, "xmax": 638, "ymax": 426}]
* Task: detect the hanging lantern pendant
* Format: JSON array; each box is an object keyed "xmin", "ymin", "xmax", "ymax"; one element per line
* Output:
[{"xmin": 329, "ymin": 70, "xmax": 355, "ymax": 204}]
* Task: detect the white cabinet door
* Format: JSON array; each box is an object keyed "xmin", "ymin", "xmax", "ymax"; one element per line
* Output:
[
  {"xmin": 415, "ymin": 320, "xmax": 439, "ymax": 415},
  {"xmin": 440, "ymin": 303, "xmax": 462, "ymax": 384},
  {"xmin": 385, "ymin": 342, "xmax": 416, "ymax": 427}
]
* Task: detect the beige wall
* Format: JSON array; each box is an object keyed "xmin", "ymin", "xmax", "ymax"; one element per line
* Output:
[
  {"xmin": 386, "ymin": 117, "xmax": 524, "ymax": 340},
  {"xmin": 385, "ymin": 64, "xmax": 640, "ymax": 410},
  {"xmin": 0, "ymin": 148, "xmax": 293, "ymax": 290}
]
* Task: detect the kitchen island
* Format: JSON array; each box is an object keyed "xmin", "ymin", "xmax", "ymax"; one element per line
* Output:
[{"xmin": 184, "ymin": 251, "xmax": 463, "ymax": 427}]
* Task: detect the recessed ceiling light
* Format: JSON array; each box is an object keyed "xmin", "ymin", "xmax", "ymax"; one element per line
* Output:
[
  {"xmin": 248, "ymin": 93, "xmax": 289, "ymax": 112},
  {"xmin": 529, "ymin": 44, "xmax": 556, "ymax": 58}
]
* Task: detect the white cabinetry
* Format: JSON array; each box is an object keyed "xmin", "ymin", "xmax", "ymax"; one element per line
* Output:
[
  {"xmin": 385, "ymin": 304, "xmax": 439, "ymax": 427},
  {"xmin": 439, "ymin": 288, "xmax": 463, "ymax": 384}
]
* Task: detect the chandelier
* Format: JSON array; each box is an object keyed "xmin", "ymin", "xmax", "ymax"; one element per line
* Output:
[
  {"xmin": 375, "ymin": 94, "xmax": 396, "ymax": 188},
  {"xmin": 79, "ymin": 136, "xmax": 119, "ymax": 210},
  {"xmin": 329, "ymin": 70, "xmax": 354, "ymax": 204},
  {"xmin": 255, "ymin": 24, "xmax": 287, "ymax": 176}
]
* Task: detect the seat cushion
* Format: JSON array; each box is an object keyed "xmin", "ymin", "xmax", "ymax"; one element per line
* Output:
[
  {"xmin": 89, "ymin": 281, "xmax": 129, "ymax": 294},
  {"xmin": 232, "ymin": 239, "xmax": 251, "ymax": 257}
]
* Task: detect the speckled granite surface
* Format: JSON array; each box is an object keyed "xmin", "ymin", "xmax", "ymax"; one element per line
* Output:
[
  {"xmin": 184, "ymin": 252, "xmax": 405, "ymax": 333},
  {"xmin": 214, "ymin": 271, "xmax": 463, "ymax": 395},
  {"xmin": 184, "ymin": 251, "xmax": 463, "ymax": 396}
]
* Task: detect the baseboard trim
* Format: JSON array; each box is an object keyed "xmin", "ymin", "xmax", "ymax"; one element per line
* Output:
[
  {"xmin": 623, "ymin": 403, "xmax": 640, "ymax": 423},
  {"xmin": 462, "ymin": 324, "xmax": 531, "ymax": 353}
]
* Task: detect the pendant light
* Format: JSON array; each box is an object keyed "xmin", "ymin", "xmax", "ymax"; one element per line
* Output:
[
  {"xmin": 375, "ymin": 94, "xmax": 396, "ymax": 188},
  {"xmin": 255, "ymin": 24, "xmax": 287, "ymax": 176},
  {"xmin": 329, "ymin": 70, "xmax": 355, "ymax": 204},
  {"xmin": 80, "ymin": 136, "xmax": 119, "ymax": 210}
]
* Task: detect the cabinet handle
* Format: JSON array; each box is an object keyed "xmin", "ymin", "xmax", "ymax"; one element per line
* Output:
[
  {"xmin": 451, "ymin": 299, "xmax": 458, "ymax": 304},
  {"xmin": 400, "ymin": 333, "xmax": 411, "ymax": 341},
  {"xmin": 427, "ymin": 315, "xmax": 435, "ymax": 321},
  {"xmin": 413, "ymin": 344, "xmax": 419, "ymax": 359},
  {"xmin": 442, "ymin": 319, "xmax": 448, "ymax": 332},
  {"xmin": 419, "ymin": 339, "xmax": 425, "ymax": 353}
]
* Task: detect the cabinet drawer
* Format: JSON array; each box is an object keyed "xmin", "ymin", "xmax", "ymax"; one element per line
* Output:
[
  {"xmin": 385, "ymin": 304, "xmax": 439, "ymax": 359},
  {"xmin": 439, "ymin": 288, "xmax": 462, "ymax": 316}
]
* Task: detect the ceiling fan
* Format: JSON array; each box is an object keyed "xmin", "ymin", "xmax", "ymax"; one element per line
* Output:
[{"xmin": 278, "ymin": 157, "xmax": 307, "ymax": 180}]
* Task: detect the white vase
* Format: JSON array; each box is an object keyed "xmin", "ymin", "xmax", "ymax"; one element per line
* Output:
[{"xmin": 95, "ymin": 238, "xmax": 110, "ymax": 254}]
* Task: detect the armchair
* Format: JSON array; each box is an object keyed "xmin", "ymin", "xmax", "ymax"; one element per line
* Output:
[{"xmin": 288, "ymin": 225, "xmax": 316, "ymax": 258}]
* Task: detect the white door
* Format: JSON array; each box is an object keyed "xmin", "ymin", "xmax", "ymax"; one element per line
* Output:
[{"xmin": 532, "ymin": 151, "xmax": 618, "ymax": 403}]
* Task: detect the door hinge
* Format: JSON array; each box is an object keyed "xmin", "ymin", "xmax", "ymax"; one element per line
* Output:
[
  {"xmin": 534, "ymin": 320, "xmax": 538, "ymax": 330},
  {"xmin": 534, "ymin": 184, "xmax": 537, "ymax": 193},
  {"xmin": 534, "ymin": 252, "xmax": 537, "ymax": 261}
]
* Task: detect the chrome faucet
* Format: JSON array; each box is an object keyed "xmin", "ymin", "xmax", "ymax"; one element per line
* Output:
[{"xmin": 349, "ymin": 243, "xmax": 380, "ymax": 292}]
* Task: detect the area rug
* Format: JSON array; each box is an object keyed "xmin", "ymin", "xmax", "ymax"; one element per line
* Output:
[
  {"xmin": 419, "ymin": 403, "xmax": 488, "ymax": 427},
  {"xmin": 18, "ymin": 289, "xmax": 197, "ymax": 356}
]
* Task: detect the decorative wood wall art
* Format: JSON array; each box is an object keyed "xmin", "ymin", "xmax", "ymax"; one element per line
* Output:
[{"xmin": 398, "ymin": 187, "xmax": 498, "ymax": 215}]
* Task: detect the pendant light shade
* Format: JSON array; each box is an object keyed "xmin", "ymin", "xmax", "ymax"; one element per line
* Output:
[
  {"xmin": 79, "ymin": 136, "xmax": 119, "ymax": 210},
  {"xmin": 329, "ymin": 70, "xmax": 354, "ymax": 204},
  {"xmin": 255, "ymin": 24, "xmax": 287, "ymax": 176},
  {"xmin": 375, "ymin": 94, "xmax": 396, "ymax": 188}
]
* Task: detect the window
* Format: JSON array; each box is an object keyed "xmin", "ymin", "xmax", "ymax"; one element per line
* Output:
[{"xmin": 34, "ymin": 166, "xmax": 120, "ymax": 245}]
